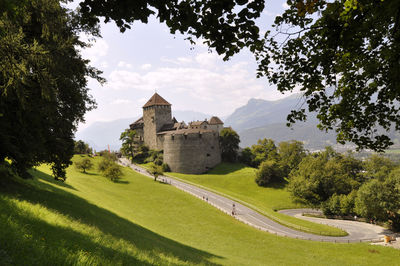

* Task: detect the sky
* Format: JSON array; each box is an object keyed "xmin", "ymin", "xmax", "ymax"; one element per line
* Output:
[{"xmin": 75, "ymin": 0, "xmax": 291, "ymax": 131}]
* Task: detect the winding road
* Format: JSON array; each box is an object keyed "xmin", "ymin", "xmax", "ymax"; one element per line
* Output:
[{"xmin": 119, "ymin": 158, "xmax": 392, "ymax": 243}]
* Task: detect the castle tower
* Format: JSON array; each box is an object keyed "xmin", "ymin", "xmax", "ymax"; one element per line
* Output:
[{"xmin": 142, "ymin": 93, "xmax": 172, "ymax": 150}]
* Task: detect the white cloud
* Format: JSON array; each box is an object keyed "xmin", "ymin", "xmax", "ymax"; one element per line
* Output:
[
  {"xmin": 282, "ymin": 2, "xmax": 290, "ymax": 9},
  {"xmin": 141, "ymin": 63, "xmax": 152, "ymax": 70},
  {"xmin": 80, "ymin": 36, "xmax": 109, "ymax": 64},
  {"xmin": 117, "ymin": 61, "xmax": 133, "ymax": 69},
  {"xmin": 195, "ymin": 52, "xmax": 221, "ymax": 69},
  {"xmin": 110, "ymin": 99, "xmax": 132, "ymax": 105},
  {"xmin": 177, "ymin": 57, "xmax": 192, "ymax": 64},
  {"xmin": 107, "ymin": 59, "xmax": 276, "ymax": 115}
]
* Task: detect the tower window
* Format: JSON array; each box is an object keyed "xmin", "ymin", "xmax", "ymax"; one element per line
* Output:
[{"xmin": 206, "ymin": 153, "xmax": 210, "ymax": 157}]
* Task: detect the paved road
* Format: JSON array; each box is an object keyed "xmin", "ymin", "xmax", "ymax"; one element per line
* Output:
[{"xmin": 120, "ymin": 158, "xmax": 391, "ymax": 243}]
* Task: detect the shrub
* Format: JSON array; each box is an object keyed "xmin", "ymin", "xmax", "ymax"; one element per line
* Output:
[
  {"xmin": 161, "ymin": 163, "xmax": 170, "ymax": 172},
  {"xmin": 255, "ymin": 159, "xmax": 282, "ymax": 186},
  {"xmin": 75, "ymin": 158, "xmax": 93, "ymax": 173},
  {"xmin": 103, "ymin": 164, "xmax": 123, "ymax": 182},
  {"xmin": 147, "ymin": 162, "xmax": 163, "ymax": 181},
  {"xmin": 98, "ymin": 158, "xmax": 114, "ymax": 173}
]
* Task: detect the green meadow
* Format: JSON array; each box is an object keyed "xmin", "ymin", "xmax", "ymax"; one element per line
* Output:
[
  {"xmin": 169, "ymin": 163, "xmax": 347, "ymax": 236},
  {"xmin": 0, "ymin": 156, "xmax": 398, "ymax": 265}
]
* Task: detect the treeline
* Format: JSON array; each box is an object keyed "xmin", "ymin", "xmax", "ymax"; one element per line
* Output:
[
  {"xmin": 288, "ymin": 147, "xmax": 400, "ymax": 231},
  {"xmin": 238, "ymin": 138, "xmax": 400, "ymax": 231},
  {"xmin": 238, "ymin": 139, "xmax": 306, "ymax": 186}
]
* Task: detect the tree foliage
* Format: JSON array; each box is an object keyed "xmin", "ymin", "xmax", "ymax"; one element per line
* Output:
[
  {"xmin": 288, "ymin": 147, "xmax": 363, "ymax": 207},
  {"xmin": 278, "ymin": 140, "xmax": 307, "ymax": 177},
  {"xmin": 0, "ymin": 0, "xmax": 103, "ymax": 180},
  {"xmin": 103, "ymin": 164, "xmax": 123, "ymax": 182},
  {"xmin": 219, "ymin": 127, "xmax": 240, "ymax": 162},
  {"xmin": 74, "ymin": 140, "xmax": 93, "ymax": 154},
  {"xmin": 262, "ymin": 0, "xmax": 400, "ymax": 151},
  {"xmin": 147, "ymin": 162, "xmax": 163, "ymax": 182},
  {"xmin": 120, "ymin": 129, "xmax": 139, "ymax": 162},
  {"xmin": 255, "ymin": 159, "xmax": 282, "ymax": 187},
  {"xmin": 75, "ymin": 158, "xmax": 93, "ymax": 173},
  {"xmin": 78, "ymin": 0, "xmax": 265, "ymax": 60},
  {"xmin": 250, "ymin": 138, "xmax": 279, "ymax": 167}
]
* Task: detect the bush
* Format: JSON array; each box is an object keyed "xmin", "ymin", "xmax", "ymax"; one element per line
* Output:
[
  {"xmin": 322, "ymin": 191, "xmax": 357, "ymax": 217},
  {"xmin": 98, "ymin": 151, "xmax": 118, "ymax": 161},
  {"xmin": 255, "ymin": 159, "xmax": 282, "ymax": 187},
  {"xmin": 98, "ymin": 158, "xmax": 114, "ymax": 173},
  {"xmin": 103, "ymin": 164, "xmax": 123, "ymax": 182},
  {"xmin": 75, "ymin": 158, "xmax": 93, "ymax": 173},
  {"xmin": 238, "ymin": 147, "xmax": 254, "ymax": 166},
  {"xmin": 161, "ymin": 163, "xmax": 171, "ymax": 172},
  {"xmin": 144, "ymin": 150, "xmax": 163, "ymax": 165},
  {"xmin": 147, "ymin": 162, "xmax": 163, "ymax": 181}
]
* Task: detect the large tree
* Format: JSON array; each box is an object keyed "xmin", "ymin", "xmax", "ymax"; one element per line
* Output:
[
  {"xmin": 78, "ymin": 0, "xmax": 400, "ymax": 151},
  {"xmin": 261, "ymin": 0, "xmax": 400, "ymax": 151},
  {"xmin": 0, "ymin": 0, "xmax": 103, "ymax": 179},
  {"xmin": 219, "ymin": 127, "xmax": 240, "ymax": 162}
]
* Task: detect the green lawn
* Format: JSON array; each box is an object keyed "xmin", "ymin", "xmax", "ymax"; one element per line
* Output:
[
  {"xmin": 169, "ymin": 163, "xmax": 347, "ymax": 236},
  {"xmin": 0, "ymin": 156, "xmax": 398, "ymax": 265}
]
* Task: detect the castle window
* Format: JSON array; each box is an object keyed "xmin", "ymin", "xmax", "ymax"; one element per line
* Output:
[
  {"xmin": 204, "ymin": 126, "xmax": 207, "ymax": 129},
  {"xmin": 211, "ymin": 146, "xmax": 214, "ymax": 149},
  {"xmin": 171, "ymin": 135, "xmax": 174, "ymax": 140},
  {"xmin": 151, "ymin": 116, "xmax": 154, "ymax": 123},
  {"xmin": 206, "ymin": 153, "xmax": 210, "ymax": 157}
]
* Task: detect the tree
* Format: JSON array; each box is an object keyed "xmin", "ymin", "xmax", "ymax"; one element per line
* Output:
[
  {"xmin": 239, "ymin": 147, "xmax": 254, "ymax": 166},
  {"xmin": 363, "ymin": 154, "xmax": 396, "ymax": 181},
  {"xmin": 278, "ymin": 140, "xmax": 307, "ymax": 178},
  {"xmin": 0, "ymin": 0, "xmax": 103, "ymax": 180},
  {"xmin": 75, "ymin": 158, "xmax": 93, "ymax": 173},
  {"xmin": 355, "ymin": 169, "xmax": 400, "ymax": 230},
  {"xmin": 255, "ymin": 159, "xmax": 282, "ymax": 187},
  {"xmin": 74, "ymin": 140, "xmax": 93, "ymax": 154},
  {"xmin": 250, "ymin": 138, "xmax": 279, "ymax": 167},
  {"xmin": 262, "ymin": 0, "xmax": 400, "ymax": 151},
  {"xmin": 147, "ymin": 162, "xmax": 163, "ymax": 182},
  {"xmin": 288, "ymin": 147, "xmax": 363, "ymax": 207},
  {"xmin": 103, "ymin": 164, "xmax": 123, "ymax": 182},
  {"xmin": 219, "ymin": 127, "xmax": 240, "ymax": 162},
  {"xmin": 98, "ymin": 158, "xmax": 114, "ymax": 173},
  {"xmin": 119, "ymin": 129, "xmax": 139, "ymax": 162}
]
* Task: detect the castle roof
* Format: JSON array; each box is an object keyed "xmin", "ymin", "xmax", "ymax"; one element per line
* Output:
[
  {"xmin": 209, "ymin": 116, "xmax": 223, "ymax": 125},
  {"xmin": 157, "ymin": 128, "xmax": 215, "ymax": 135},
  {"xmin": 130, "ymin": 117, "xmax": 144, "ymax": 129},
  {"xmin": 190, "ymin": 120, "xmax": 208, "ymax": 126},
  {"xmin": 143, "ymin": 93, "xmax": 171, "ymax": 108}
]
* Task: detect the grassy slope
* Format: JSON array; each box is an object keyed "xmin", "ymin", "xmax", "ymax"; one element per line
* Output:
[
  {"xmin": 169, "ymin": 163, "xmax": 347, "ymax": 236},
  {"xmin": 0, "ymin": 156, "xmax": 398, "ymax": 265}
]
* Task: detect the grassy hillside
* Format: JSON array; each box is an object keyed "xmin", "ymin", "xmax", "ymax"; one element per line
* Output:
[
  {"xmin": 169, "ymin": 163, "xmax": 347, "ymax": 236},
  {"xmin": 0, "ymin": 156, "xmax": 398, "ymax": 265}
]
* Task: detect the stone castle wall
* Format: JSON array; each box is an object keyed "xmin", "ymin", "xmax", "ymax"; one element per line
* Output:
[
  {"xmin": 143, "ymin": 105, "xmax": 172, "ymax": 150},
  {"xmin": 162, "ymin": 131, "xmax": 221, "ymax": 174}
]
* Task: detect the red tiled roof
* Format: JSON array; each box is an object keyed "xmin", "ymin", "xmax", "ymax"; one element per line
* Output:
[
  {"xmin": 143, "ymin": 93, "xmax": 171, "ymax": 108},
  {"xmin": 209, "ymin": 116, "xmax": 223, "ymax": 125}
]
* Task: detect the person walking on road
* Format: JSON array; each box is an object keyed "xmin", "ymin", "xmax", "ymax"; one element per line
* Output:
[{"xmin": 232, "ymin": 203, "xmax": 236, "ymax": 216}]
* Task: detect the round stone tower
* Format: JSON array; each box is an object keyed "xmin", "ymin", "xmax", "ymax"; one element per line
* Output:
[{"xmin": 142, "ymin": 93, "xmax": 172, "ymax": 150}]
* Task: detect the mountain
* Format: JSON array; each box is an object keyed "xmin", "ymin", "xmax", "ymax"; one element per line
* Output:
[
  {"xmin": 226, "ymin": 94, "xmax": 400, "ymax": 151},
  {"xmin": 75, "ymin": 110, "xmax": 212, "ymax": 151},
  {"xmin": 224, "ymin": 94, "xmax": 340, "ymax": 150},
  {"xmin": 224, "ymin": 93, "xmax": 317, "ymax": 131}
]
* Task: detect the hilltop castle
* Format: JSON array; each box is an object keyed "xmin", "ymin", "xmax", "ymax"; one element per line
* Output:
[{"xmin": 130, "ymin": 93, "xmax": 223, "ymax": 174}]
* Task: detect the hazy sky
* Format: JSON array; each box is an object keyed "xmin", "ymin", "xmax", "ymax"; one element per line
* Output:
[{"xmin": 76, "ymin": 1, "xmax": 290, "ymax": 131}]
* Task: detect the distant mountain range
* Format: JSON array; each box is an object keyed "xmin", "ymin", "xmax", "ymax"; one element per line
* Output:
[
  {"xmin": 224, "ymin": 94, "xmax": 400, "ymax": 151},
  {"xmin": 76, "ymin": 95, "xmax": 400, "ymax": 152},
  {"xmin": 75, "ymin": 110, "xmax": 212, "ymax": 151}
]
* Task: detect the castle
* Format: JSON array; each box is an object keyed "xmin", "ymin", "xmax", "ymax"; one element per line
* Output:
[{"xmin": 130, "ymin": 93, "xmax": 223, "ymax": 174}]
